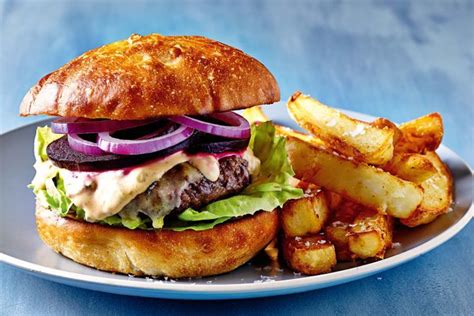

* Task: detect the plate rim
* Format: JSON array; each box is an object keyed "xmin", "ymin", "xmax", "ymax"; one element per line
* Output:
[
  {"xmin": 1, "ymin": 201, "xmax": 472, "ymax": 294},
  {"xmin": 1, "ymin": 114, "xmax": 473, "ymax": 297}
]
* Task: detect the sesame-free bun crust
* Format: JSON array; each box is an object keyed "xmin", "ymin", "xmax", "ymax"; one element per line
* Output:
[
  {"xmin": 35, "ymin": 204, "xmax": 278, "ymax": 278},
  {"xmin": 20, "ymin": 34, "xmax": 280, "ymax": 119}
]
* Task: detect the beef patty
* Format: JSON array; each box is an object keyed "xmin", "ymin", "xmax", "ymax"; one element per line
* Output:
[{"xmin": 119, "ymin": 156, "xmax": 250, "ymax": 221}]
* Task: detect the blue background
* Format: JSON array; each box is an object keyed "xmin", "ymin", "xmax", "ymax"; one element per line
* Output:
[{"xmin": 1, "ymin": 0, "xmax": 473, "ymax": 315}]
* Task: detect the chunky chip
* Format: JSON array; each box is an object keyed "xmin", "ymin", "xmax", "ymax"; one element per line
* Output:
[
  {"xmin": 324, "ymin": 200, "xmax": 393, "ymax": 261},
  {"xmin": 286, "ymin": 136, "xmax": 423, "ymax": 219},
  {"xmin": 383, "ymin": 152, "xmax": 437, "ymax": 183},
  {"xmin": 400, "ymin": 151, "xmax": 453, "ymax": 227},
  {"xmin": 243, "ymin": 105, "xmax": 327, "ymax": 147},
  {"xmin": 282, "ymin": 235, "xmax": 337, "ymax": 275},
  {"xmin": 281, "ymin": 188, "xmax": 330, "ymax": 237},
  {"xmin": 348, "ymin": 208, "xmax": 393, "ymax": 260},
  {"xmin": 371, "ymin": 117, "xmax": 402, "ymax": 145},
  {"xmin": 324, "ymin": 200, "xmax": 359, "ymax": 261},
  {"xmin": 287, "ymin": 92, "xmax": 395, "ymax": 165},
  {"xmin": 396, "ymin": 113, "xmax": 443, "ymax": 153}
]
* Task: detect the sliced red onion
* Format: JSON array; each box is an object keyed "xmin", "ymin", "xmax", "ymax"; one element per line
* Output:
[
  {"xmin": 169, "ymin": 112, "xmax": 250, "ymax": 139},
  {"xmin": 51, "ymin": 117, "xmax": 156, "ymax": 134},
  {"xmin": 68, "ymin": 134, "xmax": 105, "ymax": 156},
  {"xmin": 97, "ymin": 125, "xmax": 194, "ymax": 155}
]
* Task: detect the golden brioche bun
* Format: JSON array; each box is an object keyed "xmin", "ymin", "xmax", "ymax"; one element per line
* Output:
[
  {"xmin": 35, "ymin": 203, "xmax": 279, "ymax": 278},
  {"xmin": 20, "ymin": 34, "xmax": 280, "ymax": 119}
]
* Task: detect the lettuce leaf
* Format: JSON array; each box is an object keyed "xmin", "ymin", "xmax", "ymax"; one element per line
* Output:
[
  {"xmin": 29, "ymin": 123, "xmax": 303, "ymax": 231},
  {"xmin": 34, "ymin": 126, "xmax": 63, "ymax": 162},
  {"xmin": 29, "ymin": 127, "xmax": 72, "ymax": 215},
  {"xmin": 166, "ymin": 217, "xmax": 231, "ymax": 232}
]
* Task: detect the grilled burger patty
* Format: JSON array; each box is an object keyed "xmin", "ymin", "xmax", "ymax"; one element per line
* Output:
[{"xmin": 119, "ymin": 156, "xmax": 251, "ymax": 221}]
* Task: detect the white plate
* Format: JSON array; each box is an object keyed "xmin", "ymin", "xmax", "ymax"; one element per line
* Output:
[{"xmin": 0, "ymin": 106, "xmax": 472, "ymax": 300}]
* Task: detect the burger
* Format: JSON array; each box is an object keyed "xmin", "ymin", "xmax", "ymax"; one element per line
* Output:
[{"xmin": 21, "ymin": 34, "xmax": 303, "ymax": 278}]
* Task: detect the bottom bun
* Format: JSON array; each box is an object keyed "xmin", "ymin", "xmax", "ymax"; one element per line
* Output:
[{"xmin": 35, "ymin": 204, "xmax": 278, "ymax": 278}]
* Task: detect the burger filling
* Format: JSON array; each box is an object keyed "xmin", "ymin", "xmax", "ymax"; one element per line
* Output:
[
  {"xmin": 123, "ymin": 156, "xmax": 252, "ymax": 223},
  {"xmin": 29, "ymin": 120, "xmax": 303, "ymax": 231},
  {"xmin": 57, "ymin": 151, "xmax": 257, "ymax": 224}
]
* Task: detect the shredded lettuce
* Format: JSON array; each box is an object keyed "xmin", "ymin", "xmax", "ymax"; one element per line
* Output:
[{"xmin": 29, "ymin": 122, "xmax": 303, "ymax": 231}]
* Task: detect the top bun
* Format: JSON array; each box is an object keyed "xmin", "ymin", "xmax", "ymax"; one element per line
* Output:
[{"xmin": 20, "ymin": 34, "xmax": 280, "ymax": 119}]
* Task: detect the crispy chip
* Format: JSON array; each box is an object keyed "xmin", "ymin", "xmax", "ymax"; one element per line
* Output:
[
  {"xmin": 282, "ymin": 235, "xmax": 336, "ymax": 275},
  {"xmin": 348, "ymin": 208, "xmax": 393, "ymax": 260},
  {"xmin": 396, "ymin": 113, "xmax": 443, "ymax": 153},
  {"xmin": 243, "ymin": 105, "xmax": 327, "ymax": 147},
  {"xmin": 383, "ymin": 152, "xmax": 437, "ymax": 183},
  {"xmin": 286, "ymin": 136, "xmax": 423, "ymax": 219},
  {"xmin": 287, "ymin": 92, "xmax": 395, "ymax": 165},
  {"xmin": 400, "ymin": 152, "xmax": 453, "ymax": 227},
  {"xmin": 281, "ymin": 189, "xmax": 329, "ymax": 237}
]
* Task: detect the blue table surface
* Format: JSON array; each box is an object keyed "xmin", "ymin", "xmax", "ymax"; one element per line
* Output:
[{"xmin": 1, "ymin": 0, "xmax": 473, "ymax": 315}]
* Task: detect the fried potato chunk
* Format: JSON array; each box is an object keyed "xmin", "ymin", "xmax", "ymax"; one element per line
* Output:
[
  {"xmin": 275, "ymin": 125, "xmax": 327, "ymax": 148},
  {"xmin": 371, "ymin": 118, "xmax": 402, "ymax": 145},
  {"xmin": 281, "ymin": 188, "xmax": 330, "ymax": 237},
  {"xmin": 286, "ymin": 136, "xmax": 423, "ymax": 219},
  {"xmin": 400, "ymin": 151, "xmax": 453, "ymax": 227},
  {"xmin": 383, "ymin": 152, "xmax": 437, "ymax": 183},
  {"xmin": 282, "ymin": 235, "xmax": 337, "ymax": 275},
  {"xmin": 396, "ymin": 113, "xmax": 443, "ymax": 153},
  {"xmin": 348, "ymin": 209, "xmax": 393, "ymax": 259},
  {"xmin": 324, "ymin": 200, "xmax": 359, "ymax": 261},
  {"xmin": 287, "ymin": 92, "xmax": 395, "ymax": 165},
  {"xmin": 243, "ymin": 105, "xmax": 327, "ymax": 147},
  {"xmin": 325, "ymin": 201, "xmax": 393, "ymax": 261}
]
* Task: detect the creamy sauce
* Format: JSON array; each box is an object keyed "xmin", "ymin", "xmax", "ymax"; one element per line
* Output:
[
  {"xmin": 61, "ymin": 152, "xmax": 207, "ymax": 221},
  {"xmin": 121, "ymin": 162, "xmax": 204, "ymax": 227},
  {"xmin": 60, "ymin": 149, "xmax": 257, "ymax": 222},
  {"xmin": 189, "ymin": 156, "xmax": 220, "ymax": 181},
  {"xmin": 243, "ymin": 147, "xmax": 260, "ymax": 176}
]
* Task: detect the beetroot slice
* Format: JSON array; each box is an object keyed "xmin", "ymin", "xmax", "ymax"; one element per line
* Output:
[
  {"xmin": 184, "ymin": 132, "xmax": 249, "ymax": 155},
  {"xmin": 46, "ymin": 133, "xmax": 249, "ymax": 172},
  {"xmin": 46, "ymin": 136, "xmax": 188, "ymax": 171}
]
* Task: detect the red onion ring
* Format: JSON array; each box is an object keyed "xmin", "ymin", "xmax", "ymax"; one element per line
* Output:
[
  {"xmin": 97, "ymin": 125, "xmax": 194, "ymax": 155},
  {"xmin": 68, "ymin": 134, "xmax": 105, "ymax": 156},
  {"xmin": 51, "ymin": 117, "xmax": 157, "ymax": 134},
  {"xmin": 169, "ymin": 112, "xmax": 250, "ymax": 139}
]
